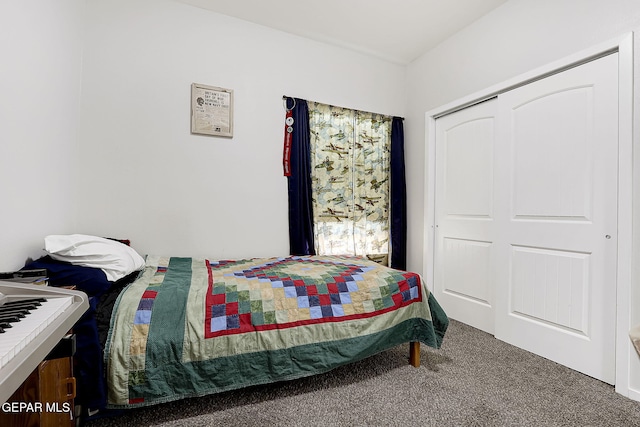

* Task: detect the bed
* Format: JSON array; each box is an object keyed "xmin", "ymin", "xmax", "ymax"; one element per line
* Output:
[{"xmin": 22, "ymin": 235, "xmax": 449, "ymax": 415}]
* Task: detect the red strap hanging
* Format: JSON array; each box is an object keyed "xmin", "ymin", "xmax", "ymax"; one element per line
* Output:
[{"xmin": 283, "ymin": 108, "xmax": 293, "ymax": 176}]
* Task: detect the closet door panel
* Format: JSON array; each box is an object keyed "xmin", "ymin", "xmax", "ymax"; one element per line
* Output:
[
  {"xmin": 434, "ymin": 100, "xmax": 497, "ymax": 334},
  {"xmin": 494, "ymin": 53, "xmax": 618, "ymax": 384}
]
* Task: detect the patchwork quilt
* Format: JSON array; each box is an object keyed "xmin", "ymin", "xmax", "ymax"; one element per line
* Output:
[{"xmin": 105, "ymin": 255, "xmax": 448, "ymax": 408}]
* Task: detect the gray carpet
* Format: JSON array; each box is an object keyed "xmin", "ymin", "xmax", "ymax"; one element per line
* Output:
[{"xmin": 87, "ymin": 320, "xmax": 640, "ymax": 426}]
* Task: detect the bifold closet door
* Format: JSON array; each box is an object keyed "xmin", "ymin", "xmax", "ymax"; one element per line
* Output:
[
  {"xmin": 433, "ymin": 52, "xmax": 618, "ymax": 384},
  {"xmin": 433, "ymin": 99, "xmax": 498, "ymax": 335},
  {"xmin": 494, "ymin": 52, "xmax": 618, "ymax": 385}
]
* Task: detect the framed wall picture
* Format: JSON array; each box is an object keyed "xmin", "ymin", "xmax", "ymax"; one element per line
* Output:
[{"xmin": 191, "ymin": 83, "xmax": 233, "ymax": 137}]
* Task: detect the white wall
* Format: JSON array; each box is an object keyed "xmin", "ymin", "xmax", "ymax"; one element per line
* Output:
[
  {"xmin": 404, "ymin": 0, "xmax": 640, "ymax": 400},
  {"xmin": 75, "ymin": 0, "xmax": 406, "ymax": 260},
  {"xmin": 0, "ymin": 0, "xmax": 85, "ymax": 270}
]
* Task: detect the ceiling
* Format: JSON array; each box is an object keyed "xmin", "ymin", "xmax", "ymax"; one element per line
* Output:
[{"xmin": 176, "ymin": 0, "xmax": 508, "ymax": 64}]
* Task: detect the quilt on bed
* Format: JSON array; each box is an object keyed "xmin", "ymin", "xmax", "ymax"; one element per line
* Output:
[{"xmin": 105, "ymin": 255, "xmax": 448, "ymax": 408}]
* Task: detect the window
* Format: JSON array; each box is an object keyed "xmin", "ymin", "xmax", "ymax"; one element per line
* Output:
[{"xmin": 308, "ymin": 102, "xmax": 392, "ymax": 265}]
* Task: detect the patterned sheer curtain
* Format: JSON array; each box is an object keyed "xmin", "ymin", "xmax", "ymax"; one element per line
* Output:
[{"xmin": 308, "ymin": 102, "xmax": 392, "ymax": 265}]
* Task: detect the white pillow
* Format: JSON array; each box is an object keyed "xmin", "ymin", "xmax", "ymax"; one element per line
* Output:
[{"xmin": 45, "ymin": 234, "xmax": 145, "ymax": 282}]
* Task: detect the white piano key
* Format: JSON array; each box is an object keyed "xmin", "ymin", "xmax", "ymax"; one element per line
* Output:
[{"xmin": 0, "ymin": 296, "xmax": 73, "ymax": 370}]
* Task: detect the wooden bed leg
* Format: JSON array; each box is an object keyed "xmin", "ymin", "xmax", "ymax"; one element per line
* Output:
[{"xmin": 409, "ymin": 342, "xmax": 420, "ymax": 367}]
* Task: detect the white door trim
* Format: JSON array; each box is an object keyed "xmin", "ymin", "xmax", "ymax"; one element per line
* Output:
[{"xmin": 424, "ymin": 33, "xmax": 634, "ymax": 399}]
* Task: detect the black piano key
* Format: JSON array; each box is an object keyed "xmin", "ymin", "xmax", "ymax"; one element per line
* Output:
[
  {"xmin": 0, "ymin": 303, "xmax": 42, "ymax": 312},
  {"xmin": 0, "ymin": 305, "xmax": 34, "ymax": 312},
  {"xmin": 0, "ymin": 306, "xmax": 24, "ymax": 312},
  {"xmin": 0, "ymin": 308, "xmax": 34, "ymax": 316},
  {"xmin": 0, "ymin": 310, "xmax": 26, "ymax": 317},
  {"xmin": 3, "ymin": 297, "xmax": 45, "ymax": 303},
  {"xmin": 0, "ymin": 311, "xmax": 31, "ymax": 320},
  {"xmin": 0, "ymin": 314, "xmax": 22, "ymax": 321},
  {"xmin": 0, "ymin": 322, "xmax": 12, "ymax": 329},
  {"xmin": 2, "ymin": 298, "xmax": 45, "ymax": 307},
  {"xmin": 5, "ymin": 297, "xmax": 46, "ymax": 303},
  {"xmin": 0, "ymin": 302, "xmax": 39, "ymax": 309}
]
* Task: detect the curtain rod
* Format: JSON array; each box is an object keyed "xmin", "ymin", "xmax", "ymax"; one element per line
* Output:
[{"xmin": 282, "ymin": 95, "xmax": 404, "ymax": 120}]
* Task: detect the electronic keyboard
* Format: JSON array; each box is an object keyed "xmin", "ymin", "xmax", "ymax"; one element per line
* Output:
[{"xmin": 0, "ymin": 281, "xmax": 88, "ymax": 404}]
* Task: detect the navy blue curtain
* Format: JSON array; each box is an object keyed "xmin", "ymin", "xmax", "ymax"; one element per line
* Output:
[
  {"xmin": 286, "ymin": 98, "xmax": 316, "ymax": 255},
  {"xmin": 390, "ymin": 117, "xmax": 407, "ymax": 270}
]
